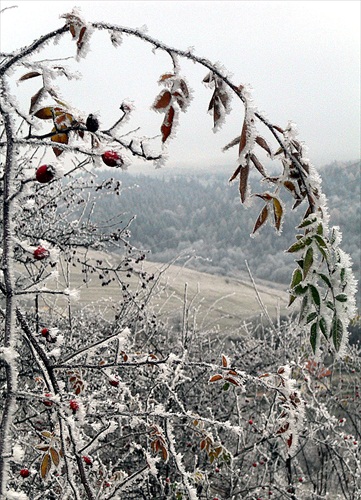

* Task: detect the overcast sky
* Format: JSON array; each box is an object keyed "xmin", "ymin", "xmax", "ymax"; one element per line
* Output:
[{"xmin": 1, "ymin": 0, "xmax": 360, "ymax": 171}]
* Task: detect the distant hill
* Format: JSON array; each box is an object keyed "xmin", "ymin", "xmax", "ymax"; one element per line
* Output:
[{"xmin": 75, "ymin": 160, "xmax": 360, "ymax": 306}]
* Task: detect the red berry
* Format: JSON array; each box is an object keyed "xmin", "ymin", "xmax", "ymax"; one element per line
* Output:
[
  {"xmin": 33, "ymin": 246, "xmax": 50, "ymax": 261},
  {"xmin": 102, "ymin": 150, "xmax": 123, "ymax": 167},
  {"xmin": 252, "ymin": 462, "xmax": 257, "ymax": 467},
  {"xmin": 36, "ymin": 164, "xmax": 55, "ymax": 183},
  {"xmin": 298, "ymin": 477, "xmax": 303, "ymax": 482},
  {"xmin": 215, "ymin": 467, "xmax": 220, "ymax": 472},
  {"xmin": 43, "ymin": 399, "xmax": 53, "ymax": 407},
  {"xmin": 41, "ymin": 328, "xmax": 49, "ymax": 337},
  {"xmin": 20, "ymin": 468, "xmax": 30, "ymax": 478},
  {"xmin": 69, "ymin": 400, "xmax": 79, "ymax": 412},
  {"xmin": 83, "ymin": 456, "xmax": 92, "ymax": 466},
  {"xmin": 109, "ymin": 378, "xmax": 119, "ymax": 387},
  {"xmin": 248, "ymin": 419, "xmax": 253, "ymax": 425},
  {"xmin": 165, "ymin": 477, "xmax": 170, "ymax": 483}
]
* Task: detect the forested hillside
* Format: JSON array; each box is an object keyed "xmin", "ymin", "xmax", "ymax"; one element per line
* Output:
[{"xmin": 91, "ymin": 160, "xmax": 360, "ymax": 301}]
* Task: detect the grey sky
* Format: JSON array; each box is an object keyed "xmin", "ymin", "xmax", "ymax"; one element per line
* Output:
[{"xmin": 1, "ymin": 0, "xmax": 360, "ymax": 171}]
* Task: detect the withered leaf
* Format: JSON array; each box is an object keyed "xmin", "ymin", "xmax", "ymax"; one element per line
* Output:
[
  {"xmin": 209, "ymin": 374, "xmax": 223, "ymax": 383},
  {"xmin": 29, "ymin": 88, "xmax": 45, "ymax": 114},
  {"xmin": 77, "ymin": 26, "xmax": 87, "ymax": 51},
  {"xmin": 252, "ymin": 205, "xmax": 269, "ymax": 234},
  {"xmin": 239, "ymin": 162, "xmax": 250, "ymax": 203},
  {"xmin": 161, "ymin": 106, "xmax": 175, "ymax": 143},
  {"xmin": 51, "ymin": 126, "xmax": 69, "ymax": 157},
  {"xmin": 19, "ymin": 71, "xmax": 41, "ymax": 82},
  {"xmin": 273, "ymin": 124, "xmax": 284, "ymax": 134},
  {"xmin": 250, "ymin": 153, "xmax": 267, "ymax": 177},
  {"xmin": 239, "ymin": 120, "xmax": 248, "ymax": 155},
  {"xmin": 153, "ymin": 90, "xmax": 172, "ymax": 110},
  {"xmin": 159, "ymin": 73, "xmax": 175, "ymax": 82},
  {"xmin": 221, "ymin": 355, "xmax": 228, "ymax": 367},
  {"xmin": 203, "ymin": 71, "xmax": 213, "ymax": 83},
  {"xmin": 69, "ymin": 24, "xmax": 76, "ymax": 38},
  {"xmin": 223, "ymin": 135, "xmax": 241, "ymax": 152},
  {"xmin": 229, "ymin": 165, "xmax": 241, "ymax": 182},
  {"xmin": 34, "ymin": 107, "xmax": 57, "ymax": 120},
  {"xmin": 161, "ymin": 447, "xmax": 168, "ymax": 462},
  {"xmin": 40, "ymin": 453, "xmax": 51, "ymax": 479},
  {"xmin": 255, "ymin": 136, "xmax": 272, "ymax": 156},
  {"xmin": 273, "ymin": 197, "xmax": 283, "ymax": 231},
  {"xmin": 50, "ymin": 447, "xmax": 60, "ymax": 467}
]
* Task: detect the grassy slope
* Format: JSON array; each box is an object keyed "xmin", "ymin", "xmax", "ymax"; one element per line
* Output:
[{"xmin": 34, "ymin": 251, "xmax": 290, "ymax": 334}]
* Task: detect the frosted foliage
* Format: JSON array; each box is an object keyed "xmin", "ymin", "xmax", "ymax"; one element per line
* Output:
[{"xmin": 0, "ymin": 7, "xmax": 359, "ymax": 500}]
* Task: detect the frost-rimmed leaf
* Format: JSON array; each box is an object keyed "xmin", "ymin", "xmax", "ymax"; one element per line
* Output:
[
  {"xmin": 299, "ymin": 295, "xmax": 309, "ymax": 323},
  {"xmin": 40, "ymin": 453, "xmax": 51, "ymax": 479},
  {"xmin": 255, "ymin": 136, "xmax": 272, "ymax": 156},
  {"xmin": 335, "ymin": 294, "xmax": 348, "ymax": 303},
  {"xmin": 287, "ymin": 238, "xmax": 311, "ymax": 253},
  {"xmin": 252, "ymin": 205, "xmax": 269, "ymax": 234},
  {"xmin": 319, "ymin": 273, "xmax": 332, "ymax": 289},
  {"xmin": 331, "ymin": 315, "xmax": 343, "ymax": 352},
  {"xmin": 290, "ymin": 268, "xmax": 303, "ymax": 289},
  {"xmin": 319, "ymin": 317, "xmax": 328, "ymax": 338},
  {"xmin": 310, "ymin": 322, "xmax": 318, "ymax": 354},
  {"xmin": 303, "ymin": 247, "xmax": 313, "ymax": 278},
  {"xmin": 161, "ymin": 106, "xmax": 175, "ymax": 143},
  {"xmin": 209, "ymin": 374, "xmax": 223, "ymax": 383},
  {"xmin": 309, "ymin": 284, "xmax": 320, "ymax": 311},
  {"xmin": 250, "ymin": 153, "xmax": 267, "ymax": 177},
  {"xmin": 51, "ymin": 127, "xmax": 68, "ymax": 157},
  {"xmin": 239, "ymin": 120, "xmax": 247, "ymax": 155},
  {"xmin": 50, "ymin": 447, "xmax": 60, "ymax": 467},
  {"xmin": 239, "ymin": 162, "xmax": 249, "ymax": 203},
  {"xmin": 297, "ymin": 217, "xmax": 317, "ymax": 229},
  {"xmin": 272, "ymin": 197, "xmax": 283, "ymax": 231},
  {"xmin": 19, "ymin": 71, "xmax": 41, "ymax": 82},
  {"xmin": 306, "ymin": 312, "xmax": 318, "ymax": 324},
  {"xmin": 153, "ymin": 90, "xmax": 172, "ymax": 110}
]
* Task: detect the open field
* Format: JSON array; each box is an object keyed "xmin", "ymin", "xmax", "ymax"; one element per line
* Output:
[{"xmin": 22, "ymin": 250, "xmax": 290, "ymax": 334}]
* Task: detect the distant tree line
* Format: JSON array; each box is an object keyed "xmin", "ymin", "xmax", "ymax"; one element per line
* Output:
[{"xmin": 92, "ymin": 160, "xmax": 360, "ymax": 302}]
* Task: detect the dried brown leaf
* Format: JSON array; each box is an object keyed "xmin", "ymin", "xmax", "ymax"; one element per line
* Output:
[
  {"xmin": 255, "ymin": 136, "xmax": 272, "ymax": 156},
  {"xmin": 19, "ymin": 71, "xmax": 41, "ymax": 82},
  {"xmin": 77, "ymin": 26, "xmax": 87, "ymax": 50},
  {"xmin": 239, "ymin": 162, "xmax": 249, "ymax": 203},
  {"xmin": 239, "ymin": 120, "xmax": 248, "ymax": 155},
  {"xmin": 250, "ymin": 153, "xmax": 267, "ymax": 177},
  {"xmin": 252, "ymin": 205, "xmax": 269, "ymax": 234},
  {"xmin": 153, "ymin": 90, "xmax": 172, "ymax": 110},
  {"xmin": 161, "ymin": 106, "xmax": 175, "ymax": 143},
  {"xmin": 50, "ymin": 447, "xmax": 60, "ymax": 467},
  {"xmin": 273, "ymin": 197, "xmax": 283, "ymax": 231},
  {"xmin": 29, "ymin": 88, "xmax": 45, "ymax": 114},
  {"xmin": 222, "ymin": 355, "xmax": 228, "ymax": 367},
  {"xmin": 40, "ymin": 453, "xmax": 51, "ymax": 479},
  {"xmin": 209, "ymin": 374, "xmax": 223, "ymax": 383}
]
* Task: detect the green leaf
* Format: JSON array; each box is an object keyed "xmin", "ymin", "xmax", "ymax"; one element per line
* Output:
[
  {"xmin": 319, "ymin": 273, "xmax": 332, "ymax": 289},
  {"xmin": 309, "ymin": 284, "xmax": 320, "ymax": 311},
  {"xmin": 290, "ymin": 268, "xmax": 303, "ymax": 289},
  {"xmin": 293, "ymin": 284, "xmax": 308, "ymax": 296},
  {"xmin": 222, "ymin": 382, "xmax": 230, "ymax": 391},
  {"xmin": 326, "ymin": 301, "xmax": 335, "ymax": 311},
  {"xmin": 287, "ymin": 240, "xmax": 307, "ymax": 253},
  {"xmin": 306, "ymin": 312, "xmax": 318, "ymax": 324},
  {"xmin": 303, "ymin": 246, "xmax": 314, "ymax": 278},
  {"xmin": 288, "ymin": 294, "xmax": 297, "ymax": 307},
  {"xmin": 335, "ymin": 294, "xmax": 348, "ymax": 303},
  {"xmin": 316, "ymin": 223, "xmax": 323, "ymax": 235},
  {"xmin": 297, "ymin": 217, "xmax": 316, "ymax": 229},
  {"xmin": 340, "ymin": 268, "xmax": 346, "ymax": 284},
  {"xmin": 314, "ymin": 234, "xmax": 327, "ymax": 247},
  {"xmin": 299, "ymin": 295, "xmax": 309, "ymax": 323},
  {"xmin": 319, "ymin": 317, "xmax": 328, "ymax": 338},
  {"xmin": 310, "ymin": 322, "xmax": 318, "ymax": 354},
  {"xmin": 331, "ymin": 315, "xmax": 343, "ymax": 352}
]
